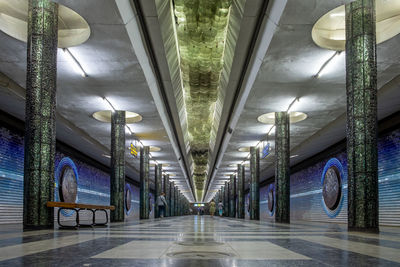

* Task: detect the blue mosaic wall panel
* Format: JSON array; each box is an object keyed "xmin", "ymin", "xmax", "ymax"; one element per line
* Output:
[
  {"xmin": 261, "ymin": 128, "xmax": 400, "ymax": 226},
  {"xmin": 0, "ymin": 126, "xmax": 140, "ymax": 224}
]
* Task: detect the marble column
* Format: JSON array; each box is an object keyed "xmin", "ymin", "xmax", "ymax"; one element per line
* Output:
[
  {"xmin": 224, "ymin": 181, "xmax": 230, "ymax": 216},
  {"xmin": 164, "ymin": 174, "xmax": 170, "ymax": 216},
  {"xmin": 237, "ymin": 164, "xmax": 245, "ymax": 219},
  {"xmin": 170, "ymin": 182, "xmax": 175, "ymax": 216},
  {"xmin": 221, "ymin": 186, "xmax": 225, "ymax": 215},
  {"xmin": 229, "ymin": 174, "xmax": 236, "ymax": 217},
  {"xmin": 275, "ymin": 112, "xmax": 290, "ymax": 223},
  {"xmin": 155, "ymin": 164, "xmax": 162, "ymax": 218},
  {"xmin": 23, "ymin": 0, "xmax": 58, "ymax": 229},
  {"xmin": 346, "ymin": 0, "xmax": 378, "ymax": 232},
  {"xmin": 175, "ymin": 187, "xmax": 177, "ymax": 216},
  {"xmin": 250, "ymin": 147, "xmax": 260, "ymax": 220},
  {"xmin": 110, "ymin": 111, "xmax": 126, "ymax": 222},
  {"xmin": 140, "ymin": 146, "xmax": 150, "ymax": 219}
]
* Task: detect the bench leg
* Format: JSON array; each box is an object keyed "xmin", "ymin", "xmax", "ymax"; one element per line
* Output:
[
  {"xmin": 94, "ymin": 209, "xmax": 108, "ymax": 226},
  {"xmin": 76, "ymin": 209, "xmax": 95, "ymax": 228},
  {"xmin": 57, "ymin": 208, "xmax": 79, "ymax": 229}
]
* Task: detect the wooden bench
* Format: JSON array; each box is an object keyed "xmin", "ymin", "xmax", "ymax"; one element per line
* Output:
[{"xmin": 47, "ymin": 201, "xmax": 115, "ymax": 228}]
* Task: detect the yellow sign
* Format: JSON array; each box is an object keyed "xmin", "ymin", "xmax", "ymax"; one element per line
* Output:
[{"xmin": 130, "ymin": 143, "xmax": 138, "ymax": 157}]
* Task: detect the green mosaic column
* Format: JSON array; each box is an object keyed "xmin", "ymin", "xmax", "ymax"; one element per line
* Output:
[
  {"xmin": 221, "ymin": 186, "xmax": 225, "ymax": 216},
  {"xmin": 155, "ymin": 164, "xmax": 162, "ymax": 218},
  {"xmin": 250, "ymin": 147, "xmax": 260, "ymax": 220},
  {"xmin": 170, "ymin": 182, "xmax": 175, "ymax": 216},
  {"xmin": 237, "ymin": 164, "xmax": 245, "ymax": 219},
  {"xmin": 23, "ymin": 0, "xmax": 58, "ymax": 230},
  {"xmin": 164, "ymin": 174, "xmax": 170, "ymax": 217},
  {"xmin": 346, "ymin": 0, "xmax": 378, "ymax": 232},
  {"xmin": 174, "ymin": 187, "xmax": 178, "ymax": 216},
  {"xmin": 110, "ymin": 111, "xmax": 126, "ymax": 222},
  {"xmin": 177, "ymin": 190, "xmax": 181, "ymax": 216},
  {"xmin": 275, "ymin": 112, "xmax": 290, "ymax": 223},
  {"xmin": 224, "ymin": 181, "xmax": 229, "ymax": 216},
  {"xmin": 140, "ymin": 146, "xmax": 150, "ymax": 219},
  {"xmin": 229, "ymin": 174, "xmax": 236, "ymax": 217}
]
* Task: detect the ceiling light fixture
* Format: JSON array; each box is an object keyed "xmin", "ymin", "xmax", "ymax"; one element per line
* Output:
[
  {"xmin": 62, "ymin": 48, "xmax": 87, "ymax": 77},
  {"xmin": 103, "ymin": 97, "xmax": 116, "ymax": 113},
  {"xmin": 314, "ymin": 51, "xmax": 342, "ymax": 78},
  {"xmin": 287, "ymin": 97, "xmax": 299, "ymax": 113}
]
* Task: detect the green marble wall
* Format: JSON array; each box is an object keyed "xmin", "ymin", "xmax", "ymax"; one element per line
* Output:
[
  {"xmin": 23, "ymin": 0, "xmax": 58, "ymax": 229},
  {"xmin": 275, "ymin": 111, "xmax": 290, "ymax": 223},
  {"xmin": 345, "ymin": 0, "xmax": 379, "ymax": 232},
  {"xmin": 110, "ymin": 111, "xmax": 126, "ymax": 222},
  {"xmin": 250, "ymin": 147, "xmax": 260, "ymax": 220},
  {"xmin": 140, "ymin": 146, "xmax": 150, "ymax": 219}
]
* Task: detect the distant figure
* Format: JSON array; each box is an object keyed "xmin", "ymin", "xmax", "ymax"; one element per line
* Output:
[
  {"xmin": 218, "ymin": 201, "xmax": 224, "ymax": 217},
  {"xmin": 156, "ymin": 192, "xmax": 168, "ymax": 218},
  {"xmin": 209, "ymin": 199, "xmax": 216, "ymax": 217}
]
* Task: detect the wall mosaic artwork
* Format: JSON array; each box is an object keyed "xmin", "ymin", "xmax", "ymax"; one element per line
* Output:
[{"xmin": 0, "ymin": 125, "xmax": 140, "ymax": 224}]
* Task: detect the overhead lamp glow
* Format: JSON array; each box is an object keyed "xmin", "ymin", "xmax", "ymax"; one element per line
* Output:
[
  {"xmin": 92, "ymin": 110, "xmax": 142, "ymax": 123},
  {"xmin": 103, "ymin": 97, "xmax": 116, "ymax": 113},
  {"xmin": 257, "ymin": 112, "xmax": 307, "ymax": 124},
  {"xmin": 62, "ymin": 48, "xmax": 87, "ymax": 77},
  {"xmin": 314, "ymin": 51, "xmax": 343, "ymax": 78},
  {"xmin": 312, "ymin": 0, "xmax": 400, "ymax": 51},
  {"xmin": 238, "ymin": 147, "xmax": 250, "ymax": 152}
]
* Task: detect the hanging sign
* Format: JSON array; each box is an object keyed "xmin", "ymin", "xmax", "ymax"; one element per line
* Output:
[
  {"xmin": 262, "ymin": 142, "xmax": 271, "ymax": 159},
  {"xmin": 130, "ymin": 142, "xmax": 138, "ymax": 157}
]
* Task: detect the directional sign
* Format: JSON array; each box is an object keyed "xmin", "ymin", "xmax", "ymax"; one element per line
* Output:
[
  {"xmin": 130, "ymin": 143, "xmax": 138, "ymax": 157},
  {"xmin": 262, "ymin": 142, "xmax": 271, "ymax": 159}
]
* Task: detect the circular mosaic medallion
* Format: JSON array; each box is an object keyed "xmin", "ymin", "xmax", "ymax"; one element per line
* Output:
[
  {"xmin": 125, "ymin": 187, "xmax": 132, "ymax": 212},
  {"xmin": 322, "ymin": 166, "xmax": 341, "ymax": 210},
  {"xmin": 268, "ymin": 190, "xmax": 274, "ymax": 212},
  {"xmin": 321, "ymin": 158, "xmax": 344, "ymax": 218},
  {"xmin": 59, "ymin": 166, "xmax": 78, "ymax": 203}
]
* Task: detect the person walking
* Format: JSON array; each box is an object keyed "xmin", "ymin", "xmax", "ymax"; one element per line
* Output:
[
  {"xmin": 218, "ymin": 201, "xmax": 224, "ymax": 217},
  {"xmin": 156, "ymin": 192, "xmax": 168, "ymax": 218},
  {"xmin": 209, "ymin": 199, "xmax": 216, "ymax": 217}
]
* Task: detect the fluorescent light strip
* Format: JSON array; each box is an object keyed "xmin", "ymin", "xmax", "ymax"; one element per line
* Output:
[
  {"xmin": 314, "ymin": 51, "xmax": 341, "ymax": 78},
  {"xmin": 62, "ymin": 48, "xmax": 87, "ymax": 77}
]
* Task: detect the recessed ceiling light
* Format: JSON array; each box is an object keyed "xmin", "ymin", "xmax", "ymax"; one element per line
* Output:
[
  {"xmin": 290, "ymin": 154, "xmax": 299, "ymax": 158},
  {"xmin": 257, "ymin": 112, "xmax": 307, "ymax": 124},
  {"xmin": 102, "ymin": 154, "xmax": 111, "ymax": 159},
  {"xmin": 0, "ymin": 0, "xmax": 91, "ymax": 48},
  {"xmin": 93, "ymin": 110, "xmax": 143, "ymax": 123},
  {"xmin": 229, "ymin": 163, "xmax": 249, "ymax": 167},
  {"xmin": 150, "ymin": 146, "xmax": 161, "ymax": 152},
  {"xmin": 312, "ymin": 0, "xmax": 400, "ymax": 51},
  {"xmin": 238, "ymin": 147, "xmax": 250, "ymax": 152}
]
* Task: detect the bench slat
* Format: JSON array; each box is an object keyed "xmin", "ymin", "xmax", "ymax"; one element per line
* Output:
[{"xmin": 47, "ymin": 201, "xmax": 115, "ymax": 210}]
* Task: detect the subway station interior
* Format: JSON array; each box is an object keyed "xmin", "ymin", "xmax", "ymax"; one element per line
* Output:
[{"xmin": 0, "ymin": 0, "xmax": 400, "ymax": 266}]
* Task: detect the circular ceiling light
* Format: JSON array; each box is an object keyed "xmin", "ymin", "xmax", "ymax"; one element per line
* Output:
[
  {"xmin": 150, "ymin": 146, "xmax": 161, "ymax": 152},
  {"xmin": 312, "ymin": 0, "xmax": 400, "ymax": 51},
  {"xmin": 0, "ymin": 0, "xmax": 91, "ymax": 48},
  {"xmin": 229, "ymin": 163, "xmax": 250, "ymax": 167},
  {"xmin": 257, "ymin": 112, "xmax": 307, "ymax": 124},
  {"xmin": 150, "ymin": 163, "xmax": 170, "ymax": 167},
  {"xmin": 238, "ymin": 147, "xmax": 250, "ymax": 152},
  {"xmin": 93, "ymin": 110, "xmax": 142, "ymax": 124}
]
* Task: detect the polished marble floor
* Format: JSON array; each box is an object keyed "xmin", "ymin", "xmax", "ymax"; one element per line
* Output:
[{"xmin": 0, "ymin": 216, "xmax": 400, "ymax": 266}]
